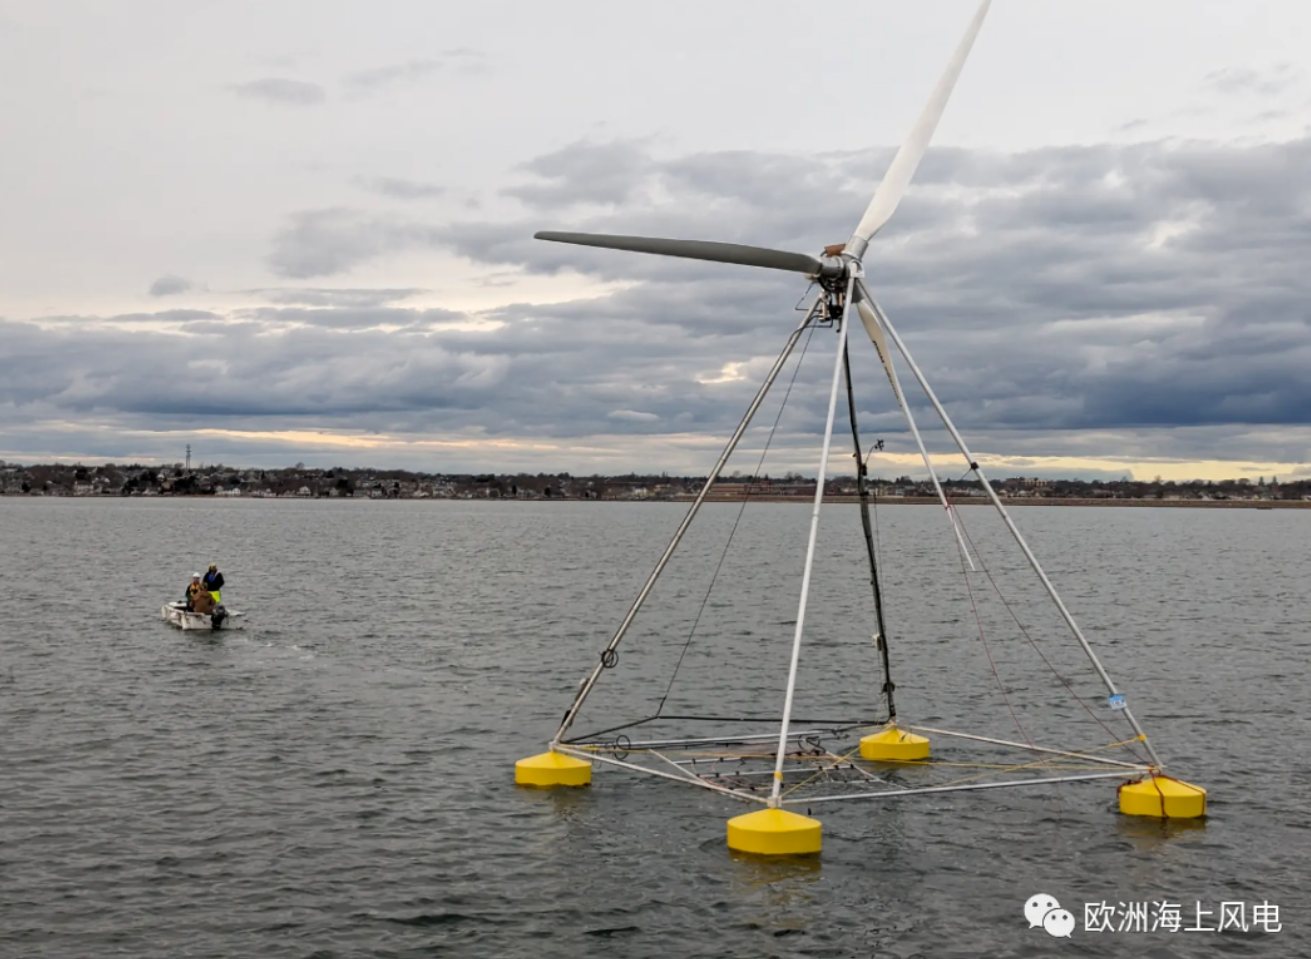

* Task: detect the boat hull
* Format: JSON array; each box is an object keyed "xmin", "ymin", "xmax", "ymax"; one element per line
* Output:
[{"xmin": 160, "ymin": 603, "xmax": 241, "ymax": 631}]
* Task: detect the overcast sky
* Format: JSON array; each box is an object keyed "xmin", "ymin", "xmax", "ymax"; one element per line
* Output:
[{"xmin": 1, "ymin": 1, "xmax": 1308, "ymax": 480}]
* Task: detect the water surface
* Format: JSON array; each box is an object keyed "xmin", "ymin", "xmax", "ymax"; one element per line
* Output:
[{"xmin": 1, "ymin": 498, "xmax": 1307, "ymax": 957}]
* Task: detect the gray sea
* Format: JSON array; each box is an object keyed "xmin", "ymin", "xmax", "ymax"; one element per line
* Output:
[{"xmin": 1, "ymin": 497, "xmax": 1307, "ymax": 958}]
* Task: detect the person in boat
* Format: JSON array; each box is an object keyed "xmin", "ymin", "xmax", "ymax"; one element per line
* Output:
[
  {"xmin": 184, "ymin": 573, "xmax": 207, "ymax": 611},
  {"xmin": 191, "ymin": 586, "xmax": 216, "ymax": 614},
  {"xmin": 203, "ymin": 563, "xmax": 224, "ymax": 603}
]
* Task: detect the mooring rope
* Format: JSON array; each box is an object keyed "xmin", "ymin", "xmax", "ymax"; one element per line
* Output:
[
  {"xmin": 952, "ymin": 500, "xmax": 1037, "ymax": 751},
  {"xmin": 952, "ymin": 497, "xmax": 1152, "ymax": 766}
]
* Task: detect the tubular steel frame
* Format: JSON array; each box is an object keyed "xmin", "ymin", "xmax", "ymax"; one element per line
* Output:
[{"xmin": 538, "ymin": 273, "xmax": 1162, "ymax": 810}]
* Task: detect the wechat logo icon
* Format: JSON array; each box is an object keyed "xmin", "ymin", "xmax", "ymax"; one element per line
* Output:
[{"xmin": 1025, "ymin": 893, "xmax": 1075, "ymax": 938}]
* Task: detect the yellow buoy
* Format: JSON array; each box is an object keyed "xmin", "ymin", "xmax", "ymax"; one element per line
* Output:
[
  {"xmin": 726, "ymin": 807, "xmax": 822, "ymax": 855},
  {"xmin": 515, "ymin": 750, "xmax": 592, "ymax": 788},
  {"xmin": 1118, "ymin": 775, "xmax": 1207, "ymax": 819},
  {"xmin": 860, "ymin": 726, "xmax": 930, "ymax": 762}
]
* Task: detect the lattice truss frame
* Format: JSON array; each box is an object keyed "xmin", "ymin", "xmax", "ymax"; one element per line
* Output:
[
  {"xmin": 537, "ymin": 279, "xmax": 1165, "ymax": 812},
  {"xmin": 557, "ymin": 718, "xmax": 1152, "ymax": 808}
]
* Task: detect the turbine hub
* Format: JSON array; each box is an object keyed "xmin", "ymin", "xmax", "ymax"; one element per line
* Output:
[{"xmin": 812, "ymin": 255, "xmax": 849, "ymax": 283}]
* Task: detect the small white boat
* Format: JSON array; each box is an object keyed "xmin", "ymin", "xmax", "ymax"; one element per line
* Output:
[{"xmin": 160, "ymin": 601, "xmax": 244, "ymax": 631}]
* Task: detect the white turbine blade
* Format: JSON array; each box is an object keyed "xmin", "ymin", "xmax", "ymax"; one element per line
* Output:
[
  {"xmin": 858, "ymin": 298, "xmax": 904, "ymax": 406},
  {"xmin": 851, "ymin": 0, "xmax": 991, "ymax": 245},
  {"xmin": 856, "ymin": 298, "xmax": 975, "ymax": 571}
]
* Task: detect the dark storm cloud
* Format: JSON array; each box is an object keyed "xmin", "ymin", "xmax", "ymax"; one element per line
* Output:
[
  {"xmin": 0, "ymin": 281, "xmax": 805, "ymax": 447},
  {"xmin": 268, "ymin": 134, "xmax": 860, "ymax": 279},
  {"xmin": 229, "ymin": 78, "xmax": 327, "ymax": 106},
  {"xmin": 148, "ymin": 274, "xmax": 193, "ymax": 297},
  {"xmin": 446, "ymin": 134, "xmax": 1311, "ymax": 438},
  {"xmin": 9, "ymin": 134, "xmax": 1311, "ymax": 470},
  {"xmin": 0, "ymin": 319, "xmax": 499, "ymax": 422},
  {"xmin": 353, "ymin": 176, "xmax": 446, "ymax": 200},
  {"xmin": 38, "ymin": 309, "xmax": 220, "ymax": 325},
  {"xmin": 505, "ymin": 141, "xmax": 655, "ymax": 210}
]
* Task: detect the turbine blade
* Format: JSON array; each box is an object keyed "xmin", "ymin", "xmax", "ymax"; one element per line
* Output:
[
  {"xmin": 851, "ymin": 0, "xmax": 991, "ymax": 245},
  {"xmin": 535, "ymin": 231, "xmax": 824, "ymax": 276},
  {"xmin": 857, "ymin": 299, "xmax": 904, "ymax": 406},
  {"xmin": 857, "ymin": 293, "xmax": 976, "ymax": 570}
]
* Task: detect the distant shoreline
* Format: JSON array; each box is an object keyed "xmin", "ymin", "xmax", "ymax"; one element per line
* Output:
[
  {"xmin": 4, "ymin": 494, "xmax": 1307, "ymax": 509},
  {"xmin": 8, "ymin": 462, "xmax": 1303, "ymax": 503},
  {"xmin": 683, "ymin": 496, "xmax": 1310, "ymax": 508}
]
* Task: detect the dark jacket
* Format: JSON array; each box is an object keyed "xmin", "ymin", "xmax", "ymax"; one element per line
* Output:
[{"xmin": 203, "ymin": 570, "xmax": 225, "ymax": 592}]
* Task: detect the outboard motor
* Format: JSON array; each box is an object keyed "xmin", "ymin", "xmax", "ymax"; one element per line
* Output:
[{"xmin": 210, "ymin": 605, "xmax": 228, "ymax": 630}]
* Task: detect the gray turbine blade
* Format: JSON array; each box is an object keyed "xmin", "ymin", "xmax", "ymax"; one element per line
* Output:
[{"xmin": 535, "ymin": 231, "xmax": 824, "ymax": 276}]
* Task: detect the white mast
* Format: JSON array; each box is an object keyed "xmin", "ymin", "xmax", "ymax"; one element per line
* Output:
[{"xmin": 769, "ymin": 276, "xmax": 856, "ymax": 807}]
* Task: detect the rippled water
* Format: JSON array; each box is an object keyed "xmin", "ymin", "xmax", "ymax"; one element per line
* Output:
[{"xmin": 1, "ymin": 498, "xmax": 1307, "ymax": 957}]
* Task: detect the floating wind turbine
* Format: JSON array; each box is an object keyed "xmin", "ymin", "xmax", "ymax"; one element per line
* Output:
[{"xmin": 518, "ymin": 0, "xmax": 1205, "ymax": 857}]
